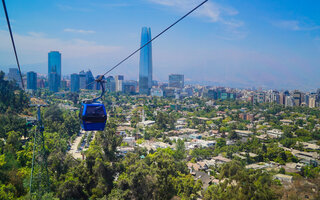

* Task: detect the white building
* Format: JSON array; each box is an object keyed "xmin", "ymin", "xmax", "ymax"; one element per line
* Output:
[
  {"xmin": 115, "ymin": 75, "xmax": 124, "ymax": 92},
  {"xmin": 266, "ymin": 129, "xmax": 284, "ymax": 138},
  {"xmin": 137, "ymin": 120, "xmax": 155, "ymax": 127},
  {"xmin": 235, "ymin": 130, "xmax": 253, "ymax": 137},
  {"xmin": 273, "ymin": 174, "xmax": 293, "ymax": 183},
  {"xmin": 123, "ymin": 137, "xmax": 135, "ymax": 146}
]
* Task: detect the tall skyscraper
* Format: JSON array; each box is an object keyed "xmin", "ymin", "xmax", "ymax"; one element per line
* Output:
[
  {"xmin": 169, "ymin": 74, "xmax": 184, "ymax": 88},
  {"xmin": 48, "ymin": 51, "xmax": 61, "ymax": 92},
  {"xmin": 79, "ymin": 70, "xmax": 86, "ymax": 89},
  {"xmin": 86, "ymin": 70, "xmax": 95, "ymax": 90},
  {"xmin": 293, "ymin": 90, "xmax": 302, "ymax": 106},
  {"xmin": 115, "ymin": 75, "xmax": 124, "ymax": 92},
  {"xmin": 8, "ymin": 68, "xmax": 21, "ymax": 87},
  {"xmin": 106, "ymin": 76, "xmax": 116, "ymax": 92},
  {"xmin": 139, "ymin": 27, "xmax": 152, "ymax": 95},
  {"xmin": 309, "ymin": 95, "xmax": 316, "ymax": 108},
  {"xmin": 27, "ymin": 71, "xmax": 37, "ymax": 90},
  {"xmin": 49, "ymin": 72, "xmax": 59, "ymax": 92},
  {"xmin": 279, "ymin": 92, "xmax": 286, "ymax": 105},
  {"xmin": 71, "ymin": 73, "xmax": 80, "ymax": 92}
]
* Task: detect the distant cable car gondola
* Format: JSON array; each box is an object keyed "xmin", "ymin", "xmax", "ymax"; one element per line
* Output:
[{"xmin": 80, "ymin": 81, "xmax": 107, "ymax": 131}]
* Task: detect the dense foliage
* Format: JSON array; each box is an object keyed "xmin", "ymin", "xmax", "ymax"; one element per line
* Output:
[
  {"xmin": 0, "ymin": 76, "xmax": 320, "ymax": 199},
  {"xmin": 0, "ymin": 71, "xmax": 28, "ymax": 114}
]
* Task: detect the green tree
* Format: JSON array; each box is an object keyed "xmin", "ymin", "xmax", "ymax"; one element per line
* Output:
[
  {"xmin": 4, "ymin": 131, "xmax": 21, "ymax": 154},
  {"xmin": 57, "ymin": 177, "xmax": 88, "ymax": 200},
  {"xmin": 95, "ymin": 120, "xmax": 122, "ymax": 162},
  {"xmin": 216, "ymin": 138, "xmax": 226, "ymax": 148},
  {"xmin": 174, "ymin": 139, "xmax": 186, "ymax": 160}
]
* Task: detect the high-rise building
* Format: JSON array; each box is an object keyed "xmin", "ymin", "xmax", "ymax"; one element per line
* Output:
[
  {"xmin": 254, "ymin": 92, "xmax": 265, "ymax": 104},
  {"xmin": 169, "ymin": 74, "xmax": 184, "ymax": 88},
  {"xmin": 37, "ymin": 79, "xmax": 45, "ymax": 89},
  {"xmin": 48, "ymin": 51, "xmax": 61, "ymax": 92},
  {"xmin": 309, "ymin": 95, "xmax": 316, "ymax": 108},
  {"xmin": 49, "ymin": 72, "xmax": 59, "ymax": 92},
  {"xmin": 86, "ymin": 70, "xmax": 95, "ymax": 90},
  {"xmin": 207, "ymin": 89, "xmax": 218, "ymax": 100},
  {"xmin": 316, "ymin": 89, "xmax": 320, "ymax": 101},
  {"xmin": 293, "ymin": 90, "xmax": 302, "ymax": 106},
  {"xmin": 8, "ymin": 68, "xmax": 21, "ymax": 87},
  {"xmin": 285, "ymin": 96, "xmax": 295, "ymax": 107},
  {"xmin": 115, "ymin": 75, "xmax": 124, "ymax": 92},
  {"xmin": 279, "ymin": 92, "xmax": 285, "ymax": 105},
  {"xmin": 27, "ymin": 71, "xmax": 37, "ymax": 90},
  {"xmin": 79, "ymin": 71, "xmax": 86, "ymax": 89},
  {"xmin": 139, "ymin": 27, "xmax": 152, "ymax": 95},
  {"xmin": 106, "ymin": 76, "xmax": 116, "ymax": 92},
  {"xmin": 303, "ymin": 94, "xmax": 309, "ymax": 106},
  {"xmin": 71, "ymin": 73, "xmax": 80, "ymax": 92}
]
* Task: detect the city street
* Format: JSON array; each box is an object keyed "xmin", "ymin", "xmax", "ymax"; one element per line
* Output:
[
  {"xmin": 69, "ymin": 132, "xmax": 83, "ymax": 159},
  {"xmin": 69, "ymin": 131, "xmax": 96, "ymax": 159}
]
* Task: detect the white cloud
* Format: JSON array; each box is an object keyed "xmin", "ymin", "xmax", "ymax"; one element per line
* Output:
[
  {"xmin": 273, "ymin": 20, "xmax": 320, "ymax": 31},
  {"xmin": 148, "ymin": 0, "xmax": 241, "ymax": 26},
  {"xmin": 64, "ymin": 28, "xmax": 96, "ymax": 34},
  {"xmin": 147, "ymin": 0, "xmax": 246, "ymax": 40},
  {"xmin": 0, "ymin": 30, "xmax": 121, "ymax": 66}
]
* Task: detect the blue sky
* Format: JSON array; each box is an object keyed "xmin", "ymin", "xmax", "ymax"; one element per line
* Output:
[{"xmin": 0, "ymin": 0, "xmax": 319, "ymax": 90}]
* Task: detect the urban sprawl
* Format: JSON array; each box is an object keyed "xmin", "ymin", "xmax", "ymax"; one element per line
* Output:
[{"xmin": 1, "ymin": 27, "xmax": 319, "ymax": 199}]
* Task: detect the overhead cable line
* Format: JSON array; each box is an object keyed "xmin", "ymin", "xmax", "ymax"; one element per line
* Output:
[
  {"xmin": 88, "ymin": 0, "xmax": 208, "ymax": 87},
  {"xmin": 2, "ymin": 0, "xmax": 25, "ymax": 89}
]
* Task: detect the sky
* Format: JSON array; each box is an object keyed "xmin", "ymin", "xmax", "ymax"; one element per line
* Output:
[{"xmin": 0, "ymin": 0, "xmax": 319, "ymax": 90}]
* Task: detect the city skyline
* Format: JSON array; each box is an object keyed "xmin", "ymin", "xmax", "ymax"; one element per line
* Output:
[
  {"xmin": 8, "ymin": 66, "xmax": 320, "ymax": 93},
  {"xmin": 0, "ymin": 0, "xmax": 319, "ymax": 90},
  {"xmin": 6, "ymin": 64, "xmax": 320, "ymax": 109}
]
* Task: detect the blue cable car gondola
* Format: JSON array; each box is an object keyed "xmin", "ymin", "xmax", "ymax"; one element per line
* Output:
[
  {"xmin": 80, "ymin": 80, "xmax": 107, "ymax": 131},
  {"xmin": 80, "ymin": 101, "xmax": 107, "ymax": 131}
]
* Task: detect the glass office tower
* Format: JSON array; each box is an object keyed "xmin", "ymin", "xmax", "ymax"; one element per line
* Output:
[
  {"xmin": 86, "ymin": 70, "xmax": 95, "ymax": 90},
  {"xmin": 8, "ymin": 68, "xmax": 22, "ymax": 87},
  {"xmin": 71, "ymin": 73, "xmax": 80, "ymax": 92},
  {"xmin": 48, "ymin": 51, "xmax": 61, "ymax": 92},
  {"xmin": 79, "ymin": 70, "xmax": 87, "ymax": 89},
  {"xmin": 139, "ymin": 27, "xmax": 152, "ymax": 95},
  {"xmin": 27, "ymin": 71, "xmax": 37, "ymax": 90}
]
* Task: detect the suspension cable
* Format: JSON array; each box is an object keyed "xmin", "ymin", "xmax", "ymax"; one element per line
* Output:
[
  {"xmin": 87, "ymin": 0, "xmax": 208, "ymax": 87},
  {"xmin": 2, "ymin": 0, "xmax": 25, "ymax": 89}
]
